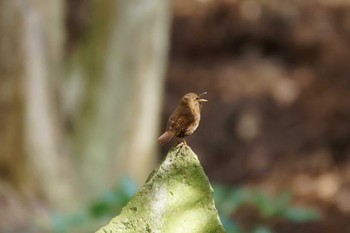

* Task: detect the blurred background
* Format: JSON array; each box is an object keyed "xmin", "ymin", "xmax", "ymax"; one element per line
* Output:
[{"xmin": 1, "ymin": 0, "xmax": 350, "ymax": 233}]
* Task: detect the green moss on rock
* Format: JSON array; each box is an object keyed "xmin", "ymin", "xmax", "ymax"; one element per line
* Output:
[{"xmin": 96, "ymin": 144, "xmax": 226, "ymax": 233}]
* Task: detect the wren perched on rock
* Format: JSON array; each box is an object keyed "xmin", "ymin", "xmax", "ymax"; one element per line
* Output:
[{"xmin": 158, "ymin": 92, "xmax": 207, "ymax": 145}]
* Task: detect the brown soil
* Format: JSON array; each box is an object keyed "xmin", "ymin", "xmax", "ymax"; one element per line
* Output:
[{"xmin": 161, "ymin": 1, "xmax": 350, "ymax": 232}]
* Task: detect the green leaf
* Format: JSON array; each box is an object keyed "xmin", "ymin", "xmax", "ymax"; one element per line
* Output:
[
  {"xmin": 283, "ymin": 207, "xmax": 320, "ymax": 222},
  {"xmin": 274, "ymin": 192, "xmax": 292, "ymax": 212},
  {"xmin": 250, "ymin": 192, "xmax": 275, "ymax": 217},
  {"xmin": 119, "ymin": 176, "xmax": 138, "ymax": 197},
  {"xmin": 220, "ymin": 215, "xmax": 243, "ymax": 233},
  {"xmin": 253, "ymin": 226, "xmax": 273, "ymax": 233}
]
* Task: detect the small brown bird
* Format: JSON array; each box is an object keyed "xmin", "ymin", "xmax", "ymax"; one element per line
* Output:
[{"xmin": 158, "ymin": 92, "xmax": 207, "ymax": 145}]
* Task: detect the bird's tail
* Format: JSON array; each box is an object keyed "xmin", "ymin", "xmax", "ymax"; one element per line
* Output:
[{"xmin": 158, "ymin": 131, "xmax": 174, "ymax": 145}]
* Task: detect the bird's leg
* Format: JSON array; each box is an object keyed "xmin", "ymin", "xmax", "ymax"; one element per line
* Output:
[
  {"xmin": 169, "ymin": 138, "xmax": 181, "ymax": 150},
  {"xmin": 177, "ymin": 138, "xmax": 186, "ymax": 151}
]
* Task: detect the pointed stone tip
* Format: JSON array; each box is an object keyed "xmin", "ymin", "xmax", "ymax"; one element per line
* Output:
[
  {"xmin": 96, "ymin": 143, "xmax": 226, "ymax": 233},
  {"xmin": 169, "ymin": 143, "xmax": 191, "ymax": 152},
  {"xmin": 167, "ymin": 143, "xmax": 196, "ymax": 160}
]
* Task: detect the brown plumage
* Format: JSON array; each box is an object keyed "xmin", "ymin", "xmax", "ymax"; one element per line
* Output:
[{"xmin": 158, "ymin": 92, "xmax": 207, "ymax": 145}]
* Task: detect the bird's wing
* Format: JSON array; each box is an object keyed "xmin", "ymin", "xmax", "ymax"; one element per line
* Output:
[{"xmin": 167, "ymin": 112, "xmax": 195, "ymax": 137}]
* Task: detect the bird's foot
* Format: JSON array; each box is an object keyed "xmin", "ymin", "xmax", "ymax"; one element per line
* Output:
[
  {"xmin": 171, "ymin": 139, "xmax": 188, "ymax": 152},
  {"xmin": 177, "ymin": 139, "xmax": 187, "ymax": 151}
]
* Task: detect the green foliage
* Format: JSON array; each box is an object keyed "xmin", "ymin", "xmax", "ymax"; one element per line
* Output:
[
  {"xmin": 282, "ymin": 207, "xmax": 320, "ymax": 223},
  {"xmin": 51, "ymin": 178, "xmax": 320, "ymax": 233},
  {"xmin": 252, "ymin": 226, "xmax": 273, "ymax": 233},
  {"xmin": 51, "ymin": 176, "xmax": 138, "ymax": 233},
  {"xmin": 219, "ymin": 215, "xmax": 242, "ymax": 233},
  {"xmin": 90, "ymin": 176, "xmax": 138, "ymax": 218},
  {"xmin": 213, "ymin": 184, "xmax": 320, "ymax": 233}
]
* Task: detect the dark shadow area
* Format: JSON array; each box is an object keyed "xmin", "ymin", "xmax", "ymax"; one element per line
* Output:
[{"xmin": 160, "ymin": 1, "xmax": 350, "ymax": 232}]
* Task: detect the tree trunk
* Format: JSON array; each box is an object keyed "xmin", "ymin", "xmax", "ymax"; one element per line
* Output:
[
  {"xmin": 0, "ymin": 0, "xmax": 170, "ymax": 231},
  {"xmin": 0, "ymin": 0, "xmax": 78, "ymax": 211},
  {"xmin": 66, "ymin": 0, "xmax": 170, "ymax": 202}
]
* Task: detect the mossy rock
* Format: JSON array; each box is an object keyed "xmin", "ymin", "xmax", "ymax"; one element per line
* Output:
[{"xmin": 96, "ymin": 144, "xmax": 226, "ymax": 233}]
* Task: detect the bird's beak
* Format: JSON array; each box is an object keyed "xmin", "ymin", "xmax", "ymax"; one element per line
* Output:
[{"xmin": 199, "ymin": 92, "xmax": 208, "ymax": 102}]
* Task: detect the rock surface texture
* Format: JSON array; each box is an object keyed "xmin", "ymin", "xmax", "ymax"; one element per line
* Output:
[{"xmin": 96, "ymin": 144, "xmax": 226, "ymax": 233}]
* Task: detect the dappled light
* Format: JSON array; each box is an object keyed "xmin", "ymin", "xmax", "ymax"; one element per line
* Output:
[{"xmin": 1, "ymin": 0, "xmax": 350, "ymax": 232}]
